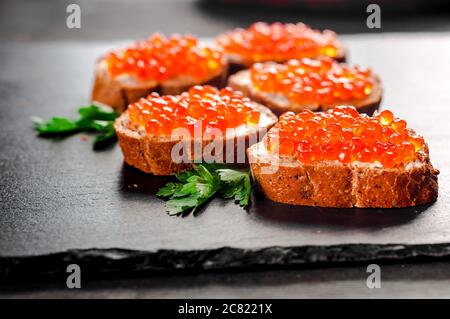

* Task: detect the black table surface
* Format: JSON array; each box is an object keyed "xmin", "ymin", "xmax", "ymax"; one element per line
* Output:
[{"xmin": 2, "ymin": 0, "xmax": 450, "ymax": 298}]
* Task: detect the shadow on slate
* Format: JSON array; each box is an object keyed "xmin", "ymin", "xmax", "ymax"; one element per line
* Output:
[
  {"xmin": 251, "ymin": 193, "xmax": 430, "ymax": 229},
  {"xmin": 120, "ymin": 163, "xmax": 429, "ymax": 229},
  {"xmin": 120, "ymin": 164, "xmax": 171, "ymax": 196}
]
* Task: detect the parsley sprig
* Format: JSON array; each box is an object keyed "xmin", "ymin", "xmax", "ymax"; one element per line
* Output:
[
  {"xmin": 157, "ymin": 164, "xmax": 252, "ymax": 216},
  {"xmin": 33, "ymin": 105, "xmax": 119, "ymax": 148}
]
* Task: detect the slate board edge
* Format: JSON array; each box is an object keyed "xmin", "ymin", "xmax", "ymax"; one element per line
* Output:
[{"xmin": 2, "ymin": 243, "xmax": 450, "ymax": 279}]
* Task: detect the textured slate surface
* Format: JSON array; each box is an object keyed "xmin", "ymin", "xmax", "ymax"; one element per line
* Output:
[{"xmin": 0, "ymin": 34, "xmax": 450, "ymax": 276}]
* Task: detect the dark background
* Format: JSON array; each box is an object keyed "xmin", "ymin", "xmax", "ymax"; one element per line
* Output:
[
  {"xmin": 2, "ymin": 0, "xmax": 450, "ymax": 298},
  {"xmin": 1, "ymin": 0, "xmax": 450, "ymax": 42}
]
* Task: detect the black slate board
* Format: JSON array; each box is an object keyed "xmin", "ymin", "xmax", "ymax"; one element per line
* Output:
[{"xmin": 1, "ymin": 34, "xmax": 450, "ymax": 277}]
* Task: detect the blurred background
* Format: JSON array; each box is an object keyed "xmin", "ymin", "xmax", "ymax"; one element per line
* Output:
[{"xmin": 1, "ymin": 0, "xmax": 450, "ymax": 42}]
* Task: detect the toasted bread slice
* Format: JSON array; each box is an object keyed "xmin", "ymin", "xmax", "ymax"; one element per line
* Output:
[
  {"xmin": 227, "ymin": 45, "xmax": 347, "ymax": 75},
  {"xmin": 115, "ymin": 102, "xmax": 277, "ymax": 175},
  {"xmin": 228, "ymin": 69, "xmax": 382, "ymax": 116},
  {"xmin": 248, "ymin": 142, "xmax": 439, "ymax": 208},
  {"xmin": 91, "ymin": 58, "xmax": 228, "ymax": 113}
]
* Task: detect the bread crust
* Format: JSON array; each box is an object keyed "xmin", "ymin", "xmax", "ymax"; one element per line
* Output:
[
  {"xmin": 228, "ymin": 68, "xmax": 382, "ymax": 116},
  {"xmin": 247, "ymin": 143, "xmax": 439, "ymax": 208},
  {"xmin": 91, "ymin": 58, "xmax": 228, "ymax": 113},
  {"xmin": 115, "ymin": 103, "xmax": 278, "ymax": 175}
]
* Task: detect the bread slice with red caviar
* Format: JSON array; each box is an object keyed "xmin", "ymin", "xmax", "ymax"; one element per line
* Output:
[
  {"xmin": 216, "ymin": 22, "xmax": 347, "ymax": 74},
  {"xmin": 229, "ymin": 58, "xmax": 382, "ymax": 116},
  {"xmin": 115, "ymin": 85, "xmax": 278, "ymax": 175},
  {"xmin": 248, "ymin": 107, "xmax": 439, "ymax": 208},
  {"xmin": 92, "ymin": 34, "xmax": 228, "ymax": 113}
]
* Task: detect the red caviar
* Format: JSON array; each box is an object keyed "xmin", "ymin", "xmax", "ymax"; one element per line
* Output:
[
  {"xmin": 107, "ymin": 34, "xmax": 224, "ymax": 82},
  {"xmin": 251, "ymin": 58, "xmax": 374, "ymax": 104},
  {"xmin": 128, "ymin": 85, "xmax": 261, "ymax": 136},
  {"xmin": 216, "ymin": 22, "xmax": 340, "ymax": 63},
  {"xmin": 265, "ymin": 106, "xmax": 425, "ymax": 168}
]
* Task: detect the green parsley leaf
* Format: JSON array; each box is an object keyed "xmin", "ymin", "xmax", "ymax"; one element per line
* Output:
[
  {"xmin": 194, "ymin": 164, "xmax": 216, "ymax": 184},
  {"xmin": 156, "ymin": 183, "xmax": 183, "ymax": 197},
  {"xmin": 156, "ymin": 182, "xmax": 184, "ymax": 198},
  {"xmin": 217, "ymin": 168, "xmax": 251, "ymax": 207},
  {"xmin": 78, "ymin": 105, "xmax": 118, "ymax": 121},
  {"xmin": 165, "ymin": 196, "xmax": 202, "ymax": 216},
  {"xmin": 175, "ymin": 170, "xmax": 197, "ymax": 183},
  {"xmin": 34, "ymin": 105, "xmax": 119, "ymax": 148},
  {"xmin": 157, "ymin": 164, "xmax": 252, "ymax": 216},
  {"xmin": 33, "ymin": 117, "xmax": 79, "ymax": 135},
  {"xmin": 164, "ymin": 164, "xmax": 221, "ymax": 215}
]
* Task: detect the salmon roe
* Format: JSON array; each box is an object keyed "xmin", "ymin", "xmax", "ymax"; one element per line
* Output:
[
  {"xmin": 216, "ymin": 22, "xmax": 340, "ymax": 63},
  {"xmin": 128, "ymin": 85, "xmax": 261, "ymax": 136},
  {"xmin": 107, "ymin": 34, "xmax": 224, "ymax": 82},
  {"xmin": 251, "ymin": 58, "xmax": 374, "ymax": 104},
  {"xmin": 265, "ymin": 106, "xmax": 425, "ymax": 168}
]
